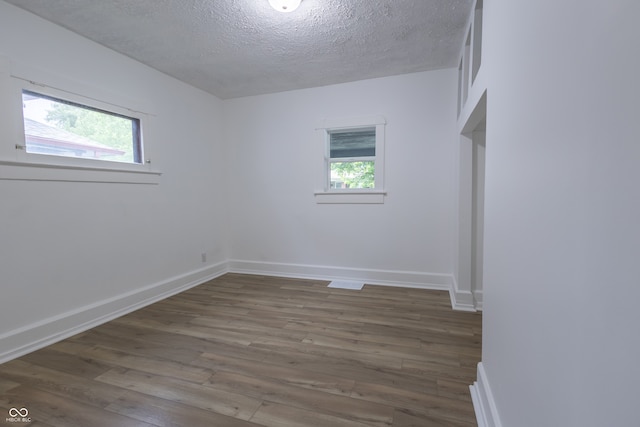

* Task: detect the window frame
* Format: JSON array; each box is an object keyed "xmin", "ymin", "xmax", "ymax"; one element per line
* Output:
[
  {"xmin": 0, "ymin": 61, "xmax": 160, "ymax": 184},
  {"xmin": 315, "ymin": 115, "xmax": 387, "ymax": 204},
  {"xmin": 21, "ymin": 89, "xmax": 143, "ymax": 165},
  {"xmin": 328, "ymin": 127, "xmax": 376, "ymax": 190}
]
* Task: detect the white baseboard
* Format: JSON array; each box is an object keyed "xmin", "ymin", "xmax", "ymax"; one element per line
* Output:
[
  {"xmin": 474, "ymin": 289, "xmax": 484, "ymax": 311},
  {"xmin": 227, "ymin": 259, "xmax": 452, "ymax": 290},
  {"xmin": 0, "ymin": 261, "xmax": 228, "ymax": 364},
  {"xmin": 470, "ymin": 362, "xmax": 503, "ymax": 427},
  {"xmin": 449, "ymin": 276, "xmax": 478, "ymax": 312}
]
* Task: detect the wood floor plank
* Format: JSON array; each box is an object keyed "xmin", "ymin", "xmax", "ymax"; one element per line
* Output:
[
  {"xmin": 401, "ymin": 359, "xmax": 478, "ymax": 383},
  {"xmin": 0, "ymin": 273, "xmax": 481, "ymax": 426},
  {"xmin": 253, "ymin": 343, "xmax": 440, "ymax": 395},
  {"xmin": 250, "ymin": 401, "xmax": 374, "ymax": 427},
  {"xmin": 436, "ymin": 378, "xmax": 475, "ymax": 402},
  {"xmin": 68, "ymin": 326, "xmax": 203, "ymax": 365},
  {"xmin": 196, "ymin": 351, "xmax": 355, "ymax": 396},
  {"xmin": 283, "ymin": 318, "xmax": 423, "ymax": 348},
  {"xmin": 0, "ymin": 385, "xmax": 154, "ymax": 427},
  {"xmin": 80, "ymin": 346, "xmax": 212, "ymax": 383},
  {"xmin": 251, "ymin": 338, "xmax": 404, "ymax": 370},
  {"xmin": 95, "ymin": 367, "xmax": 262, "ymax": 421},
  {"xmin": 189, "ymin": 339, "xmax": 274, "ymax": 365},
  {"xmin": 301, "ymin": 332, "xmax": 458, "ymax": 365},
  {"xmin": 0, "ymin": 377, "xmax": 20, "ymax": 394},
  {"xmin": 206, "ymin": 371, "xmax": 395, "ymax": 427},
  {"xmin": 351, "ymin": 381, "xmax": 477, "ymax": 425},
  {"xmin": 0, "ymin": 359, "xmax": 127, "ymax": 409},
  {"xmin": 392, "ymin": 408, "xmax": 476, "ymax": 427},
  {"xmin": 46, "ymin": 339, "xmax": 98, "ymax": 357},
  {"xmin": 191, "ymin": 316, "xmax": 308, "ymax": 342},
  {"xmin": 105, "ymin": 389, "xmax": 262, "ymax": 427},
  {"xmin": 18, "ymin": 347, "xmax": 113, "ymax": 380},
  {"xmin": 109, "ymin": 316, "xmax": 256, "ymax": 346}
]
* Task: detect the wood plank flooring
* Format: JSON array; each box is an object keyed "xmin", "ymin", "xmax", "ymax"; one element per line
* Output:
[{"xmin": 0, "ymin": 273, "xmax": 482, "ymax": 426}]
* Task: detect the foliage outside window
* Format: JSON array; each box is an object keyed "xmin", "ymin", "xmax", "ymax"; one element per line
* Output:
[
  {"xmin": 331, "ymin": 161, "xmax": 375, "ymax": 189},
  {"xmin": 21, "ymin": 90, "xmax": 142, "ymax": 164}
]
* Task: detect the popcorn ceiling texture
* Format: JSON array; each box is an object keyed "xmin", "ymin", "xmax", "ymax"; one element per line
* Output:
[{"xmin": 5, "ymin": 0, "xmax": 473, "ymax": 99}]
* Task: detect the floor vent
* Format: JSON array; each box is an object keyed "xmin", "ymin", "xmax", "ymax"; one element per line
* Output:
[{"xmin": 327, "ymin": 280, "xmax": 364, "ymax": 290}]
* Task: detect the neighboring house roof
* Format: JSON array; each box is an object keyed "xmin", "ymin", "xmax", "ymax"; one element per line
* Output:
[{"xmin": 24, "ymin": 118, "xmax": 125, "ymax": 158}]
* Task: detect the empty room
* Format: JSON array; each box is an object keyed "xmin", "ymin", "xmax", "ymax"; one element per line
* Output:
[{"xmin": 0, "ymin": 1, "xmax": 638, "ymax": 426}]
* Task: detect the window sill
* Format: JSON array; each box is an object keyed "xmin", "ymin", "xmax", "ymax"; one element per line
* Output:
[
  {"xmin": 314, "ymin": 190, "xmax": 386, "ymax": 204},
  {"xmin": 0, "ymin": 160, "xmax": 161, "ymax": 184}
]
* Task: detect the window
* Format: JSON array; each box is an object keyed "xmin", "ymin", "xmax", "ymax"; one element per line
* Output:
[
  {"xmin": 329, "ymin": 128, "xmax": 376, "ymax": 189},
  {"xmin": 21, "ymin": 90, "xmax": 142, "ymax": 164},
  {"xmin": 315, "ymin": 115, "xmax": 386, "ymax": 204},
  {"xmin": 0, "ymin": 62, "xmax": 159, "ymax": 184}
]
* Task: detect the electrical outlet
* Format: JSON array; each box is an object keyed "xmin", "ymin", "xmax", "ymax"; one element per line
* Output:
[{"xmin": 201, "ymin": 253, "xmax": 207, "ymax": 263}]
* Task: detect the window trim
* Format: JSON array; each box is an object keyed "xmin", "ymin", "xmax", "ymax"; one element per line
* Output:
[
  {"xmin": 0, "ymin": 62, "xmax": 161, "ymax": 184},
  {"xmin": 315, "ymin": 115, "xmax": 386, "ymax": 204},
  {"xmin": 21, "ymin": 89, "xmax": 143, "ymax": 164}
]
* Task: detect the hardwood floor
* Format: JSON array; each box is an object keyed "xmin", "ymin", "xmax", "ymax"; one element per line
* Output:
[{"xmin": 0, "ymin": 273, "xmax": 482, "ymax": 426}]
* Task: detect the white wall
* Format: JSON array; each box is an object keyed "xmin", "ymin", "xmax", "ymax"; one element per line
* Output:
[
  {"xmin": 0, "ymin": 2, "xmax": 228, "ymax": 361},
  {"xmin": 482, "ymin": 0, "xmax": 640, "ymax": 425},
  {"xmin": 224, "ymin": 70, "xmax": 458, "ymax": 286}
]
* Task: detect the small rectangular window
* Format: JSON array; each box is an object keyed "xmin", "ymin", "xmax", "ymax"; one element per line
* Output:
[
  {"xmin": 21, "ymin": 90, "xmax": 142, "ymax": 164},
  {"xmin": 328, "ymin": 128, "xmax": 376, "ymax": 189},
  {"xmin": 315, "ymin": 115, "xmax": 386, "ymax": 203}
]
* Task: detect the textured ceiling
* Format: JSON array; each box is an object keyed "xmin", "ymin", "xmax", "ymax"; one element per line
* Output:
[{"xmin": 4, "ymin": 0, "xmax": 473, "ymax": 99}]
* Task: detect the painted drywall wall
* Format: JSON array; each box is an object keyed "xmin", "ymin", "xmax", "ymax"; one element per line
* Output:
[
  {"xmin": 224, "ymin": 70, "xmax": 458, "ymax": 286},
  {"xmin": 0, "ymin": 2, "xmax": 228, "ymax": 360},
  {"xmin": 481, "ymin": 0, "xmax": 640, "ymax": 425}
]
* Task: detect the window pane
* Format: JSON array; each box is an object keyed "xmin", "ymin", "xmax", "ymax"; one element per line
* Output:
[
  {"xmin": 22, "ymin": 90, "xmax": 141, "ymax": 164},
  {"xmin": 329, "ymin": 128, "xmax": 375, "ymax": 158},
  {"xmin": 330, "ymin": 161, "xmax": 375, "ymax": 189}
]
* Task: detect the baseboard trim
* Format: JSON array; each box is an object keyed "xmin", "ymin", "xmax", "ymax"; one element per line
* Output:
[
  {"xmin": 0, "ymin": 261, "xmax": 228, "ymax": 364},
  {"xmin": 227, "ymin": 259, "xmax": 451, "ymax": 290},
  {"xmin": 449, "ymin": 276, "xmax": 477, "ymax": 312},
  {"xmin": 474, "ymin": 289, "xmax": 484, "ymax": 311},
  {"xmin": 470, "ymin": 362, "xmax": 503, "ymax": 427}
]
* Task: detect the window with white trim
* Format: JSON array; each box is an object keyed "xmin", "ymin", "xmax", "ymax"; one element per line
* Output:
[
  {"xmin": 21, "ymin": 90, "xmax": 142, "ymax": 164},
  {"xmin": 315, "ymin": 116, "xmax": 386, "ymax": 204},
  {"xmin": 0, "ymin": 64, "xmax": 160, "ymax": 184}
]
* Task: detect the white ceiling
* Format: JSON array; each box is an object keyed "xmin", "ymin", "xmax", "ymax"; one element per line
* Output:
[{"xmin": 4, "ymin": 0, "xmax": 473, "ymax": 99}]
